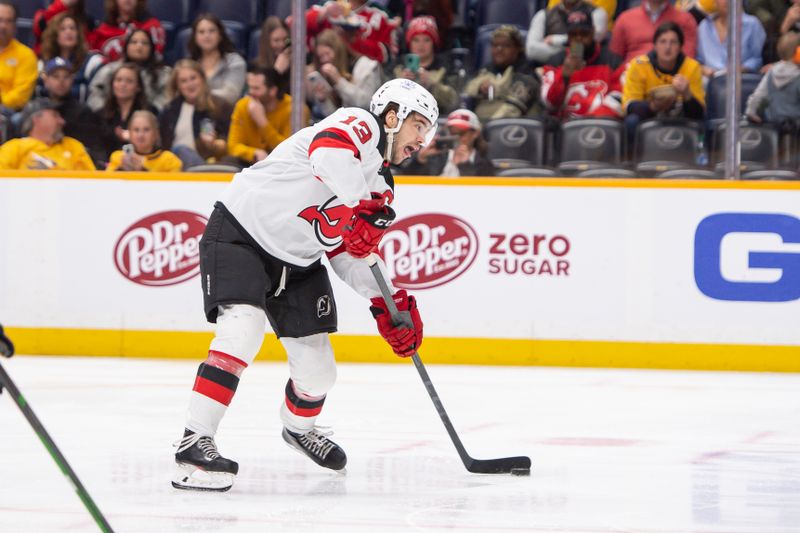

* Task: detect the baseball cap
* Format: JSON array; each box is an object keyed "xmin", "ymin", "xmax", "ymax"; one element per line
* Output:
[
  {"xmin": 446, "ymin": 109, "xmax": 481, "ymax": 132},
  {"xmin": 566, "ymin": 10, "xmax": 593, "ymax": 34},
  {"xmin": 44, "ymin": 57, "xmax": 73, "ymax": 75},
  {"xmin": 406, "ymin": 16, "xmax": 440, "ymax": 48},
  {"xmin": 20, "ymin": 98, "xmax": 60, "ymax": 134}
]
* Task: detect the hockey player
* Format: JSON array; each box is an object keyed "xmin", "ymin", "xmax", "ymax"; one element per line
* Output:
[{"xmin": 173, "ymin": 79, "xmax": 438, "ymax": 492}]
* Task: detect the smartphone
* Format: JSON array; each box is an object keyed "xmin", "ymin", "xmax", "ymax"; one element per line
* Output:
[
  {"xmin": 200, "ymin": 118, "xmax": 215, "ymax": 136},
  {"xmin": 283, "ymin": 37, "xmax": 291, "ymax": 50},
  {"xmin": 434, "ymin": 135, "xmax": 458, "ymax": 150},
  {"xmin": 404, "ymin": 53, "xmax": 420, "ymax": 73},
  {"xmin": 569, "ymin": 41, "xmax": 584, "ymax": 59},
  {"xmin": 122, "ymin": 144, "xmax": 134, "ymax": 155}
]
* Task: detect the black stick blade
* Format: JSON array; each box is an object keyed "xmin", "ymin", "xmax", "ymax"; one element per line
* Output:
[{"xmin": 466, "ymin": 455, "xmax": 532, "ymax": 474}]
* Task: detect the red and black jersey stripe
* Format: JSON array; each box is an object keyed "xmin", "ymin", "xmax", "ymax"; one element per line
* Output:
[
  {"xmin": 284, "ymin": 379, "xmax": 326, "ymax": 417},
  {"xmin": 193, "ymin": 363, "xmax": 240, "ymax": 407},
  {"xmin": 308, "ymin": 127, "xmax": 361, "ymax": 160}
]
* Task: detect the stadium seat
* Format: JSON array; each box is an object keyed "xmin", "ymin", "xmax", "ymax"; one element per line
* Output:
[
  {"xmin": 484, "ymin": 118, "xmax": 547, "ymax": 169},
  {"xmin": 741, "ymin": 169, "xmax": 800, "ymax": 180},
  {"xmin": 85, "ymin": 0, "xmax": 105, "ymax": 23},
  {"xmin": 196, "ymin": 0, "xmax": 262, "ymax": 27},
  {"xmin": 705, "ymin": 72, "xmax": 763, "ymax": 125},
  {"xmin": 576, "ymin": 167, "xmax": 638, "ymax": 178},
  {"xmin": 222, "ymin": 21, "xmax": 248, "ymax": 56},
  {"xmin": 476, "ymin": 0, "xmax": 538, "ymax": 27},
  {"xmin": 656, "ymin": 168, "xmax": 722, "ymax": 179},
  {"xmin": 474, "ymin": 25, "xmax": 528, "ymax": 71},
  {"xmin": 266, "ymin": 0, "xmax": 326, "ymax": 20},
  {"xmin": 497, "ymin": 167, "xmax": 558, "ymax": 177},
  {"xmin": 16, "ymin": 0, "xmax": 44, "ymax": 20},
  {"xmin": 248, "ymin": 28, "xmax": 261, "ymax": 60},
  {"xmin": 634, "ymin": 119, "xmax": 704, "ymax": 175},
  {"xmin": 15, "ymin": 18, "xmax": 34, "ymax": 48},
  {"xmin": 557, "ymin": 119, "xmax": 625, "ymax": 175},
  {"xmin": 149, "ymin": 0, "xmax": 193, "ymax": 27},
  {"xmin": 711, "ymin": 122, "xmax": 781, "ymax": 172}
]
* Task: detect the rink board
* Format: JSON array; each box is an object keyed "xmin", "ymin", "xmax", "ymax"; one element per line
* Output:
[{"xmin": 1, "ymin": 171, "xmax": 799, "ymax": 371}]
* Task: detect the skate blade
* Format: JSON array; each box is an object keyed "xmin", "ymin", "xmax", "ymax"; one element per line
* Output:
[{"xmin": 172, "ymin": 462, "xmax": 234, "ymax": 492}]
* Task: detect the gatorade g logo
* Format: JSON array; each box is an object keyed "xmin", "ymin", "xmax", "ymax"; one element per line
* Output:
[
  {"xmin": 694, "ymin": 213, "xmax": 800, "ymax": 302},
  {"xmin": 380, "ymin": 213, "xmax": 478, "ymax": 289},
  {"xmin": 298, "ymin": 197, "xmax": 353, "ymax": 247},
  {"xmin": 114, "ymin": 210, "xmax": 207, "ymax": 287}
]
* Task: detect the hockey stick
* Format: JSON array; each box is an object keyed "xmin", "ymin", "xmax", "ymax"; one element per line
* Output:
[
  {"xmin": 366, "ymin": 254, "xmax": 531, "ymax": 475},
  {"xmin": 0, "ymin": 360, "xmax": 115, "ymax": 532}
]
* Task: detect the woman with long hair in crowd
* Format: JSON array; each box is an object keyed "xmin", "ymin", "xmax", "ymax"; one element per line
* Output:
[
  {"xmin": 90, "ymin": 0, "xmax": 165, "ymax": 62},
  {"xmin": 88, "ymin": 28, "xmax": 171, "ymax": 112},
  {"xmin": 255, "ymin": 16, "xmax": 291, "ymax": 91},
  {"xmin": 38, "ymin": 12, "xmax": 104, "ymax": 102},
  {"xmin": 106, "ymin": 110, "xmax": 182, "ymax": 172},
  {"xmin": 159, "ymin": 59, "xmax": 232, "ymax": 169},
  {"xmin": 306, "ymin": 29, "xmax": 381, "ymax": 121},
  {"xmin": 95, "ymin": 62, "xmax": 156, "ymax": 162},
  {"xmin": 32, "ymin": 0, "xmax": 97, "ymax": 54},
  {"xmin": 186, "ymin": 13, "xmax": 246, "ymax": 106}
]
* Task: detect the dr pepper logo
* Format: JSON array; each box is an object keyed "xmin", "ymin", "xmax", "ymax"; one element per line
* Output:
[
  {"xmin": 114, "ymin": 210, "xmax": 207, "ymax": 286},
  {"xmin": 380, "ymin": 213, "xmax": 478, "ymax": 289}
]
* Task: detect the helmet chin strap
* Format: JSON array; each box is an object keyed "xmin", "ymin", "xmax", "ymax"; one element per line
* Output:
[{"xmin": 383, "ymin": 116, "xmax": 404, "ymax": 162}]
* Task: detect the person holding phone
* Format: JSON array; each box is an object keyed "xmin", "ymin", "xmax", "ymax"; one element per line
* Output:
[
  {"xmin": 105, "ymin": 110, "xmax": 181, "ymax": 172},
  {"xmin": 392, "ymin": 16, "xmax": 458, "ymax": 114},
  {"xmin": 402, "ymin": 108, "xmax": 495, "ymax": 177},
  {"xmin": 541, "ymin": 11, "xmax": 625, "ymax": 119}
]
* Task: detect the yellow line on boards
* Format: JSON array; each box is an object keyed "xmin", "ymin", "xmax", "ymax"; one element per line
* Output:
[
  {"xmin": 2, "ymin": 171, "xmax": 800, "ymax": 189},
  {"xmin": 5, "ymin": 327, "xmax": 799, "ymax": 372}
]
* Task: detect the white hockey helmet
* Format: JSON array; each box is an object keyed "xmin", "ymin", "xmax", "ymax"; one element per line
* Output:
[{"xmin": 370, "ymin": 78, "xmax": 439, "ymax": 146}]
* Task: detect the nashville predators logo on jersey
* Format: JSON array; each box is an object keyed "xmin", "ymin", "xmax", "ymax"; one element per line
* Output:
[{"xmin": 297, "ymin": 197, "xmax": 354, "ymax": 247}]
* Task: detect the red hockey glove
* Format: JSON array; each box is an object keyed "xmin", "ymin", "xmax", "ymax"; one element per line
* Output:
[
  {"xmin": 369, "ymin": 290, "xmax": 423, "ymax": 357},
  {"xmin": 341, "ymin": 196, "xmax": 396, "ymax": 258}
]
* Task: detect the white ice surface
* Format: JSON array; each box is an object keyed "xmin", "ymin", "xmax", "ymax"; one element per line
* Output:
[{"xmin": 1, "ymin": 357, "xmax": 799, "ymax": 533}]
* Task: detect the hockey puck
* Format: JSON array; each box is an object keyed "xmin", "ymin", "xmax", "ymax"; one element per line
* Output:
[{"xmin": 510, "ymin": 468, "xmax": 530, "ymax": 476}]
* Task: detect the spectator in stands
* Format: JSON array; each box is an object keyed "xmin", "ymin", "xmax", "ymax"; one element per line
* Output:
[
  {"xmin": 255, "ymin": 16, "xmax": 291, "ymax": 91},
  {"xmin": 159, "ymin": 59, "xmax": 231, "ymax": 169},
  {"xmin": 0, "ymin": 1, "xmax": 37, "ymax": 113},
  {"xmin": 227, "ymin": 66, "xmax": 306, "ymax": 166},
  {"xmin": 305, "ymin": 0, "xmax": 400, "ymax": 64},
  {"xmin": 744, "ymin": 0, "xmax": 790, "ymax": 64},
  {"xmin": 306, "ymin": 29, "xmax": 381, "ymax": 122},
  {"xmin": 392, "ymin": 16, "xmax": 458, "ymax": 114},
  {"xmin": 541, "ymin": 11, "xmax": 624, "ymax": 119},
  {"xmin": 527, "ymin": 0, "xmax": 608, "ymax": 66},
  {"xmin": 95, "ymin": 62, "xmax": 156, "ymax": 161},
  {"xmin": 187, "ymin": 13, "xmax": 246, "ymax": 107},
  {"xmin": 90, "ymin": 0, "xmax": 165, "ymax": 62},
  {"xmin": 88, "ymin": 29, "xmax": 171, "ymax": 112},
  {"xmin": 622, "ymin": 22, "xmax": 705, "ymax": 142},
  {"xmin": 543, "ymin": 0, "xmax": 617, "ymax": 28},
  {"xmin": 385, "ymin": 0, "xmax": 455, "ymax": 47},
  {"xmin": 781, "ymin": 0, "xmax": 800, "ymax": 35},
  {"xmin": 33, "ymin": 0, "xmax": 97, "ymax": 55},
  {"xmin": 402, "ymin": 108, "xmax": 495, "ymax": 177},
  {"xmin": 746, "ymin": 32, "xmax": 800, "ymax": 125},
  {"xmin": 38, "ymin": 13, "xmax": 104, "ymax": 103},
  {"xmin": 610, "ymin": 0, "xmax": 698, "ymax": 64},
  {"xmin": 0, "ymin": 98, "xmax": 95, "ymax": 170},
  {"xmin": 464, "ymin": 25, "xmax": 541, "ymax": 121},
  {"xmin": 38, "ymin": 57, "xmax": 105, "ymax": 164},
  {"xmin": 106, "ymin": 110, "xmax": 182, "ymax": 172},
  {"xmin": 697, "ymin": 0, "xmax": 765, "ymax": 77}
]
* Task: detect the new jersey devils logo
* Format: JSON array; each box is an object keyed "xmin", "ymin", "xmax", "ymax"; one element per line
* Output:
[{"xmin": 298, "ymin": 197, "xmax": 353, "ymax": 247}]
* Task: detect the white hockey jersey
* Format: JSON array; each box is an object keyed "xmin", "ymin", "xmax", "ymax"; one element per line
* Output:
[{"xmin": 219, "ymin": 107, "xmax": 394, "ymax": 268}]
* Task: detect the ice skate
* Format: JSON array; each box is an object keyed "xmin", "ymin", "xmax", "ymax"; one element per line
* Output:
[
  {"xmin": 282, "ymin": 427, "xmax": 347, "ymax": 471},
  {"xmin": 172, "ymin": 429, "xmax": 238, "ymax": 492}
]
